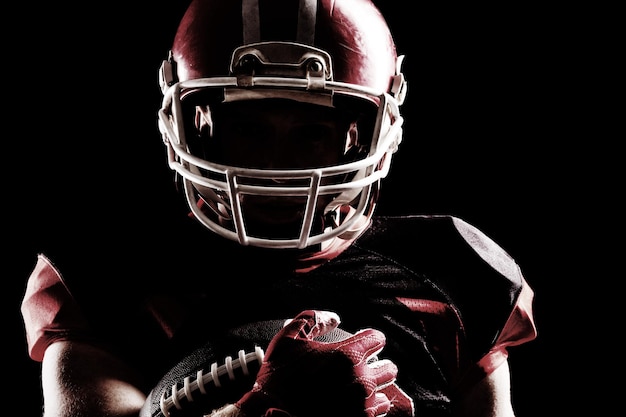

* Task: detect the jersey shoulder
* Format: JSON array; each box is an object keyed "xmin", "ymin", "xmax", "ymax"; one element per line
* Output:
[{"xmin": 354, "ymin": 214, "xmax": 527, "ymax": 315}]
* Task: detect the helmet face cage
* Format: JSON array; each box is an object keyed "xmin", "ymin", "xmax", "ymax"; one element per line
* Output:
[{"xmin": 157, "ymin": 0, "xmax": 407, "ymax": 249}]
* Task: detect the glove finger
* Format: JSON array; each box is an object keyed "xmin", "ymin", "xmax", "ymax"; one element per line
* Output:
[
  {"xmin": 330, "ymin": 328, "xmax": 387, "ymax": 365},
  {"xmin": 367, "ymin": 358, "xmax": 399, "ymax": 389},
  {"xmin": 280, "ymin": 310, "xmax": 341, "ymax": 340},
  {"xmin": 379, "ymin": 383, "xmax": 415, "ymax": 416},
  {"xmin": 365, "ymin": 392, "xmax": 392, "ymax": 417}
]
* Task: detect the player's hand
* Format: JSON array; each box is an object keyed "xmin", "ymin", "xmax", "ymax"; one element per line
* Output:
[{"xmin": 234, "ymin": 310, "xmax": 414, "ymax": 417}]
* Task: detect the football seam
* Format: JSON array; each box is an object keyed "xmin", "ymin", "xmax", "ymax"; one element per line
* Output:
[{"xmin": 159, "ymin": 346, "xmax": 265, "ymax": 417}]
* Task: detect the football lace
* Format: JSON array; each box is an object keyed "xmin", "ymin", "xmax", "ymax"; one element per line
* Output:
[{"xmin": 159, "ymin": 346, "xmax": 265, "ymax": 417}]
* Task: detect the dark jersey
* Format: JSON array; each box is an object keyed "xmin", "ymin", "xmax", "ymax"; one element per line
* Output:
[{"xmin": 21, "ymin": 214, "xmax": 536, "ymax": 415}]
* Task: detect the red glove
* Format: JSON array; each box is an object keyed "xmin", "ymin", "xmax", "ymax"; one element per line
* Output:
[{"xmin": 234, "ymin": 310, "xmax": 414, "ymax": 417}]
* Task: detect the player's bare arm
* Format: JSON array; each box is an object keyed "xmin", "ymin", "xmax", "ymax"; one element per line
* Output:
[{"xmin": 41, "ymin": 341, "xmax": 146, "ymax": 417}]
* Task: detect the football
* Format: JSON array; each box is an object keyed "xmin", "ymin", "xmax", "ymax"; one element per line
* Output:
[{"xmin": 140, "ymin": 318, "xmax": 352, "ymax": 417}]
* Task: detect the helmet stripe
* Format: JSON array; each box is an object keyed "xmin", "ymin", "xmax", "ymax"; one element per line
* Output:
[
  {"xmin": 242, "ymin": 0, "xmax": 261, "ymax": 44},
  {"xmin": 297, "ymin": 0, "xmax": 318, "ymax": 44}
]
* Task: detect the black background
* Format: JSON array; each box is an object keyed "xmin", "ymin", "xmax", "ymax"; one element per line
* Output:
[{"xmin": 5, "ymin": 1, "xmax": 607, "ymax": 416}]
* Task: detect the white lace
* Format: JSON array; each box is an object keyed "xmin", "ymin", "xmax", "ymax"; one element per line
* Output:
[{"xmin": 159, "ymin": 346, "xmax": 265, "ymax": 417}]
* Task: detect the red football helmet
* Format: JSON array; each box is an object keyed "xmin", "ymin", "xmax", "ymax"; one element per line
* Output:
[{"xmin": 158, "ymin": 0, "xmax": 407, "ymax": 249}]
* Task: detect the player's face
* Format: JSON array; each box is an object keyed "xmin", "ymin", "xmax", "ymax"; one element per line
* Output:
[
  {"xmin": 212, "ymin": 100, "xmax": 351, "ymax": 169},
  {"xmin": 208, "ymin": 100, "xmax": 356, "ymax": 235}
]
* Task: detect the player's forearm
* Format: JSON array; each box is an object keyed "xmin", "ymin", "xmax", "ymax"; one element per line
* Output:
[
  {"xmin": 454, "ymin": 361, "xmax": 515, "ymax": 417},
  {"xmin": 41, "ymin": 341, "xmax": 146, "ymax": 417}
]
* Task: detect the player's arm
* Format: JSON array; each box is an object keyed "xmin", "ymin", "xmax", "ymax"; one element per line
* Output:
[
  {"xmin": 22, "ymin": 255, "xmax": 146, "ymax": 416},
  {"xmin": 452, "ymin": 282, "xmax": 533, "ymax": 417},
  {"xmin": 41, "ymin": 340, "xmax": 146, "ymax": 417},
  {"xmin": 455, "ymin": 360, "xmax": 515, "ymax": 417}
]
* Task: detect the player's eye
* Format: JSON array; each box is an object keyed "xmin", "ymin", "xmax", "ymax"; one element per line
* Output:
[
  {"xmin": 233, "ymin": 122, "xmax": 273, "ymax": 142},
  {"xmin": 290, "ymin": 124, "xmax": 332, "ymax": 145}
]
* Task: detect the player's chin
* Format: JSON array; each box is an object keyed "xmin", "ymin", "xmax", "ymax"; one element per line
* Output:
[
  {"xmin": 240, "ymin": 196, "xmax": 333, "ymax": 241},
  {"xmin": 242, "ymin": 201, "xmax": 306, "ymax": 230},
  {"xmin": 244, "ymin": 217, "xmax": 306, "ymax": 241}
]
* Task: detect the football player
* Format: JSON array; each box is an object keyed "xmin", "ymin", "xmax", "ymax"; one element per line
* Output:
[{"xmin": 21, "ymin": 0, "xmax": 536, "ymax": 416}]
